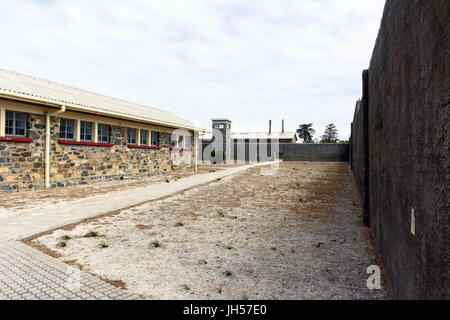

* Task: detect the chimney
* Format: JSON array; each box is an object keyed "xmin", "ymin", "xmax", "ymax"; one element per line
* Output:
[
  {"xmin": 269, "ymin": 120, "xmax": 272, "ymax": 135},
  {"xmin": 282, "ymin": 120, "xmax": 285, "ymax": 133}
]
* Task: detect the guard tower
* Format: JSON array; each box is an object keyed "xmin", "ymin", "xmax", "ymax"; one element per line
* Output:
[{"xmin": 211, "ymin": 119, "xmax": 232, "ymax": 161}]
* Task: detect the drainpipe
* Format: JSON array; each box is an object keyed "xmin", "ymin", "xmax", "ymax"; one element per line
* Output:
[
  {"xmin": 194, "ymin": 131, "xmax": 198, "ymax": 172},
  {"xmin": 45, "ymin": 106, "xmax": 66, "ymax": 189}
]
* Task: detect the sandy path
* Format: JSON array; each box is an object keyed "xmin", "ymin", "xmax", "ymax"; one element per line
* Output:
[{"xmin": 30, "ymin": 162, "xmax": 390, "ymax": 300}]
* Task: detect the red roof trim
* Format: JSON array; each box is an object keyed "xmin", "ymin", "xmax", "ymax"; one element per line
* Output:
[
  {"xmin": 0, "ymin": 136, "xmax": 33, "ymax": 143},
  {"xmin": 58, "ymin": 139, "xmax": 114, "ymax": 147}
]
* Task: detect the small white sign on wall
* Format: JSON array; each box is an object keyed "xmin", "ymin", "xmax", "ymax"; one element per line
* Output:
[{"xmin": 411, "ymin": 207, "xmax": 416, "ymax": 236}]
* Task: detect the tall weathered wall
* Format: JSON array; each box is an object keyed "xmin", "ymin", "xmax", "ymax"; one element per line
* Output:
[{"xmin": 351, "ymin": 0, "xmax": 449, "ymax": 299}]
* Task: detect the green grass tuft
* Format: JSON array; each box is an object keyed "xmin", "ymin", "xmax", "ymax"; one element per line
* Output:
[
  {"xmin": 84, "ymin": 231, "xmax": 98, "ymax": 238},
  {"xmin": 182, "ymin": 284, "xmax": 190, "ymax": 291},
  {"xmin": 151, "ymin": 241, "xmax": 161, "ymax": 248},
  {"xmin": 56, "ymin": 241, "xmax": 67, "ymax": 248}
]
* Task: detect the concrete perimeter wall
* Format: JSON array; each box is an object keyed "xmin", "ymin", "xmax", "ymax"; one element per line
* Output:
[
  {"xmin": 201, "ymin": 142, "xmax": 349, "ymax": 162},
  {"xmin": 283, "ymin": 144, "xmax": 348, "ymax": 162},
  {"xmin": 351, "ymin": 0, "xmax": 449, "ymax": 299}
]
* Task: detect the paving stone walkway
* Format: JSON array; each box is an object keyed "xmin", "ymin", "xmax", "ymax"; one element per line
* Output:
[{"xmin": 0, "ymin": 242, "xmax": 136, "ymax": 300}]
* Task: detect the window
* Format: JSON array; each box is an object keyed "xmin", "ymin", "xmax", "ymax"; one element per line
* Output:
[
  {"xmin": 177, "ymin": 135, "xmax": 184, "ymax": 148},
  {"xmin": 98, "ymin": 124, "xmax": 109, "ymax": 143},
  {"xmin": 80, "ymin": 121, "xmax": 93, "ymax": 141},
  {"xmin": 170, "ymin": 137, "xmax": 176, "ymax": 147},
  {"xmin": 59, "ymin": 118, "xmax": 75, "ymax": 140},
  {"xmin": 151, "ymin": 131, "xmax": 160, "ymax": 146},
  {"xmin": 185, "ymin": 135, "xmax": 191, "ymax": 148},
  {"xmin": 5, "ymin": 111, "xmax": 26, "ymax": 137},
  {"xmin": 140, "ymin": 130, "xmax": 148, "ymax": 145},
  {"xmin": 128, "ymin": 128, "xmax": 137, "ymax": 144}
]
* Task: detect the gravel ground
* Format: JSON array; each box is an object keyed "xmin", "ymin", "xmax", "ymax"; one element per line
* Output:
[{"xmin": 30, "ymin": 162, "xmax": 390, "ymax": 300}]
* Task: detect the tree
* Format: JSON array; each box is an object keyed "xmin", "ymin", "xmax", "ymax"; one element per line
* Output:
[
  {"xmin": 296, "ymin": 124, "xmax": 316, "ymax": 143},
  {"xmin": 320, "ymin": 123, "xmax": 339, "ymax": 143}
]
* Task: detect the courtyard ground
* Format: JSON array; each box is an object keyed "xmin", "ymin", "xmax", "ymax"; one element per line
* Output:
[{"xmin": 28, "ymin": 162, "xmax": 390, "ymax": 300}]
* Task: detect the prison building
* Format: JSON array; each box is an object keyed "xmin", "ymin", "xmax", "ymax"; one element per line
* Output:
[
  {"xmin": 0, "ymin": 68, "xmax": 198, "ymax": 192},
  {"xmin": 200, "ymin": 119, "xmax": 301, "ymax": 162}
]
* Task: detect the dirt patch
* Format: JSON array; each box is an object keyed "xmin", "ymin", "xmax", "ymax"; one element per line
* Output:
[
  {"xmin": 30, "ymin": 162, "xmax": 390, "ymax": 300},
  {"xmin": 136, "ymin": 224, "xmax": 152, "ymax": 230}
]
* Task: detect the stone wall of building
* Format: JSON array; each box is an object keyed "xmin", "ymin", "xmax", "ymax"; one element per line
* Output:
[
  {"xmin": 0, "ymin": 113, "xmax": 195, "ymax": 192},
  {"xmin": 0, "ymin": 112, "xmax": 46, "ymax": 191}
]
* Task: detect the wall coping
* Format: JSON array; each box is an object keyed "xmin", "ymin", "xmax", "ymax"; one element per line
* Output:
[
  {"xmin": 127, "ymin": 144, "xmax": 161, "ymax": 150},
  {"xmin": 170, "ymin": 147, "xmax": 192, "ymax": 151},
  {"xmin": 58, "ymin": 139, "xmax": 114, "ymax": 147},
  {"xmin": 0, "ymin": 136, "xmax": 33, "ymax": 143}
]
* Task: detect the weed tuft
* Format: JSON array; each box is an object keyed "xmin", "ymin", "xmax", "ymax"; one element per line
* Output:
[
  {"xmin": 151, "ymin": 241, "xmax": 161, "ymax": 248},
  {"xmin": 182, "ymin": 284, "xmax": 190, "ymax": 291},
  {"xmin": 84, "ymin": 231, "xmax": 98, "ymax": 238},
  {"xmin": 56, "ymin": 242, "xmax": 67, "ymax": 248}
]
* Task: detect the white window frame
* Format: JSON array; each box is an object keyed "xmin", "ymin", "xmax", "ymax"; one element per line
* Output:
[
  {"xmin": 5, "ymin": 110, "xmax": 27, "ymax": 137},
  {"xmin": 80, "ymin": 121, "xmax": 93, "ymax": 141},
  {"xmin": 97, "ymin": 123, "xmax": 109, "ymax": 143},
  {"xmin": 151, "ymin": 131, "xmax": 160, "ymax": 147},
  {"xmin": 59, "ymin": 118, "xmax": 75, "ymax": 140},
  {"xmin": 127, "ymin": 128, "xmax": 137, "ymax": 145},
  {"xmin": 177, "ymin": 135, "xmax": 184, "ymax": 148}
]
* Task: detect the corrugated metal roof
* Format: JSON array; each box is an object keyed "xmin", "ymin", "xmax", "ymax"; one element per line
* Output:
[{"xmin": 0, "ymin": 68, "xmax": 197, "ymax": 130}]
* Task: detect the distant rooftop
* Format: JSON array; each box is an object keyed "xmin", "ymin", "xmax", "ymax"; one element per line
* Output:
[{"xmin": 211, "ymin": 118, "xmax": 232, "ymax": 123}]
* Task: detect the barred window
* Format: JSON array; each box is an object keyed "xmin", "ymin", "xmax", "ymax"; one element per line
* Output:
[
  {"xmin": 151, "ymin": 131, "xmax": 160, "ymax": 146},
  {"xmin": 59, "ymin": 118, "xmax": 75, "ymax": 140},
  {"xmin": 140, "ymin": 130, "xmax": 148, "ymax": 145},
  {"xmin": 5, "ymin": 111, "xmax": 26, "ymax": 137},
  {"xmin": 80, "ymin": 121, "xmax": 93, "ymax": 141},
  {"xmin": 98, "ymin": 124, "xmax": 109, "ymax": 143},
  {"xmin": 128, "ymin": 128, "xmax": 137, "ymax": 144}
]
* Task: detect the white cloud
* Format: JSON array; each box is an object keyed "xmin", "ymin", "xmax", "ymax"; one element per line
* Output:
[{"xmin": 0, "ymin": 0, "xmax": 386, "ymax": 139}]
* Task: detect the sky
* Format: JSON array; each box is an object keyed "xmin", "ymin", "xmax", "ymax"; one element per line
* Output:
[{"xmin": 0, "ymin": 0, "xmax": 386, "ymax": 140}]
